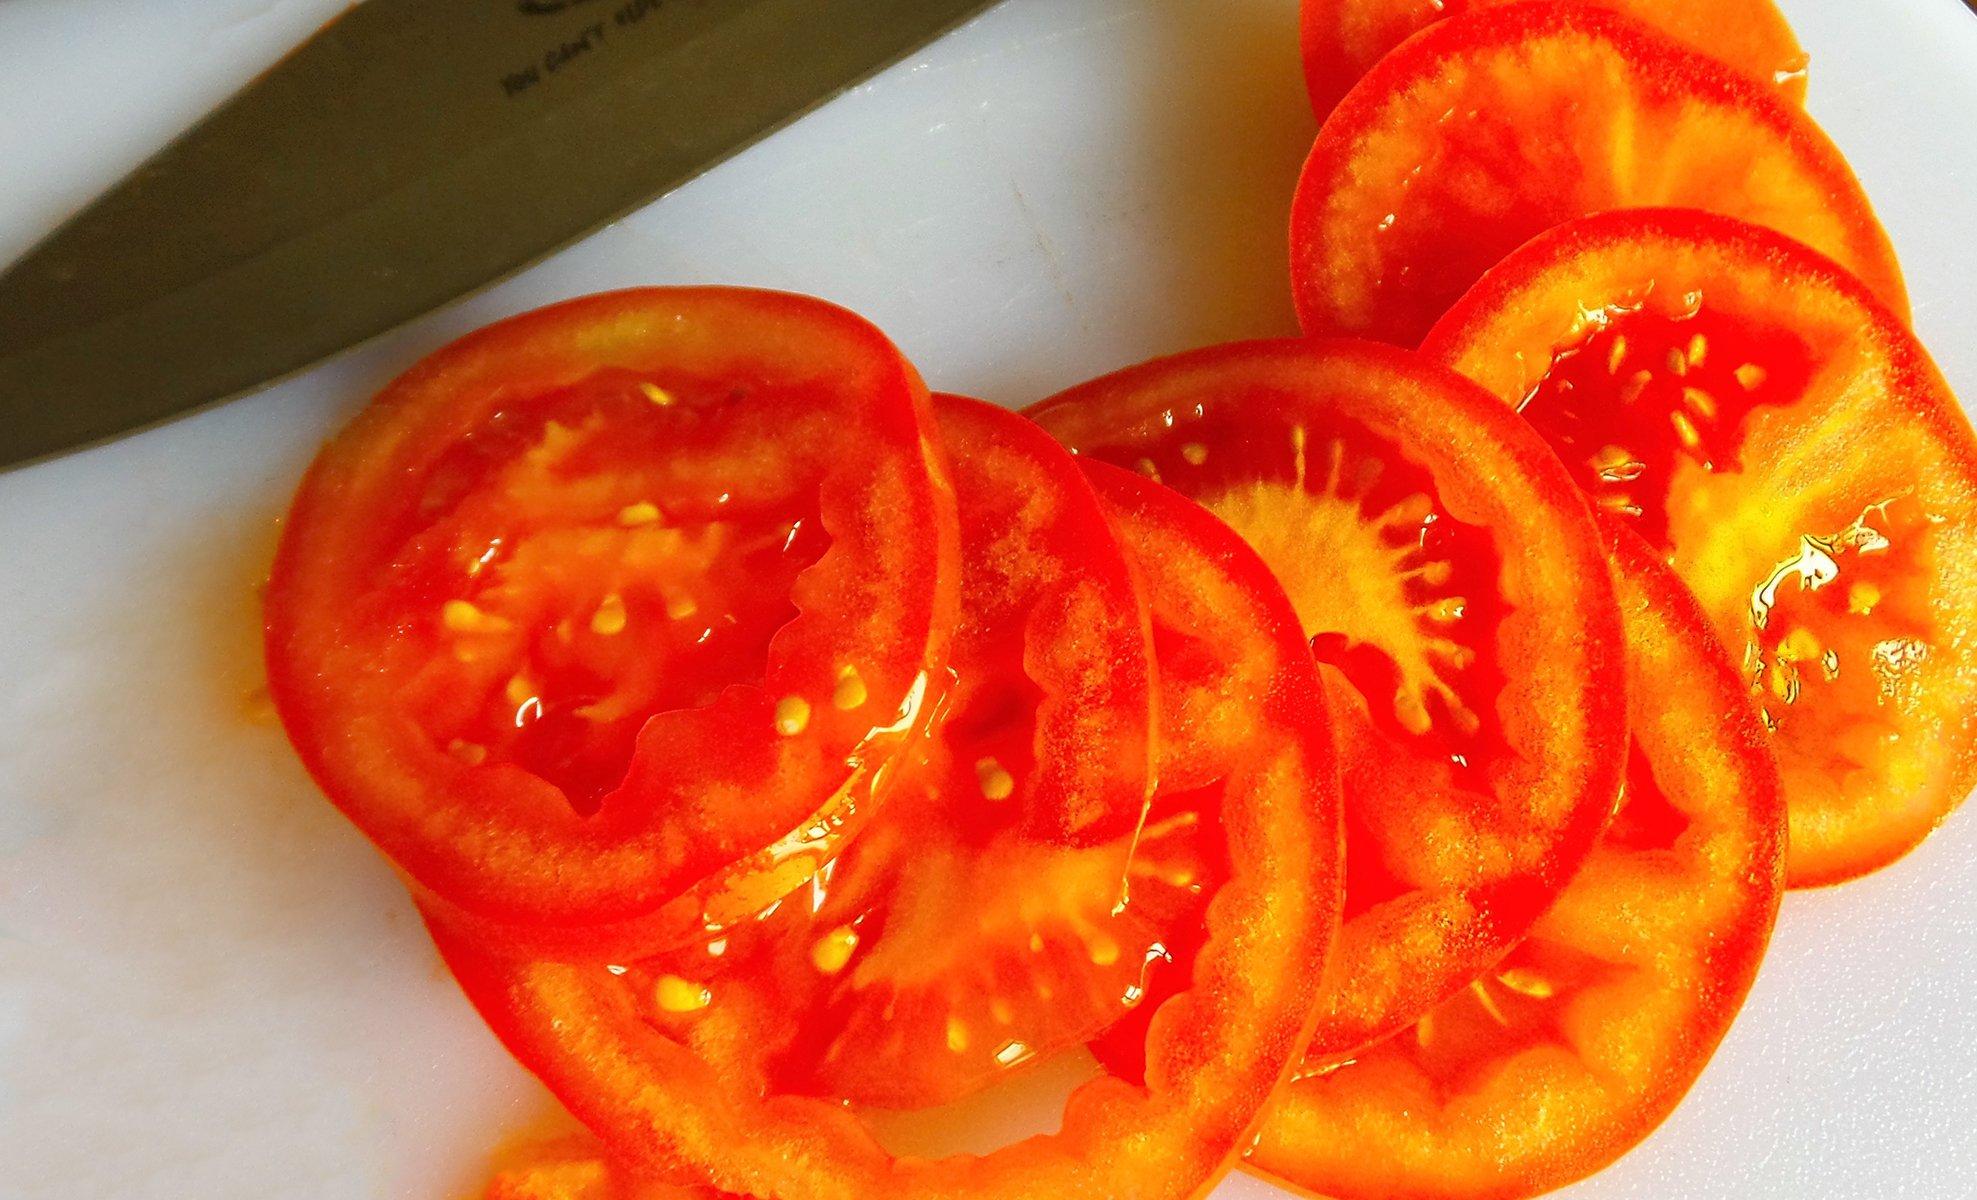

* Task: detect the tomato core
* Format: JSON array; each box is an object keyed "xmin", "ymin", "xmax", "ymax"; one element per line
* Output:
[{"xmin": 1134, "ymin": 411, "xmax": 1509, "ymax": 766}]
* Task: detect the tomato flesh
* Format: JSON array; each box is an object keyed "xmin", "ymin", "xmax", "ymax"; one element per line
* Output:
[
  {"xmin": 1514, "ymin": 306, "xmax": 1814, "ymax": 550},
  {"xmin": 267, "ymin": 290, "xmax": 963, "ymax": 943},
  {"xmin": 1426, "ymin": 208, "xmax": 1977, "ymax": 885},
  {"xmin": 1290, "ymin": 3, "xmax": 1904, "ymax": 345},
  {"xmin": 1252, "ymin": 526, "xmax": 1785, "ymax": 1200},
  {"xmin": 634, "ymin": 775, "xmax": 1216, "ymax": 1110},
  {"xmin": 389, "ymin": 371, "xmax": 831, "ymax": 815},
  {"xmin": 1029, "ymin": 339, "xmax": 1625, "ymax": 1064},
  {"xmin": 1299, "ymin": 0, "xmax": 1807, "ymax": 117},
  {"xmin": 426, "ymin": 419, "xmax": 1342, "ymax": 1200},
  {"xmin": 626, "ymin": 394, "xmax": 1161, "ymax": 1109}
]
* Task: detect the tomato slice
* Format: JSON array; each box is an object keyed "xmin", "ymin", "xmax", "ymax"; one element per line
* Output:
[
  {"xmin": 1424, "ymin": 208, "xmax": 1977, "ymax": 885},
  {"xmin": 265, "ymin": 288, "xmax": 960, "ymax": 939},
  {"xmin": 1299, "ymin": 0, "xmax": 1808, "ymax": 117},
  {"xmin": 1290, "ymin": 2, "xmax": 1905, "ymax": 346},
  {"xmin": 426, "ymin": 453, "xmax": 1342, "ymax": 1200},
  {"xmin": 1029, "ymin": 338, "xmax": 1626, "ymax": 1064},
  {"xmin": 623, "ymin": 394, "xmax": 1160, "ymax": 1110},
  {"xmin": 1252, "ymin": 524, "xmax": 1786, "ymax": 1200},
  {"xmin": 484, "ymin": 1139, "xmax": 712, "ymax": 1200}
]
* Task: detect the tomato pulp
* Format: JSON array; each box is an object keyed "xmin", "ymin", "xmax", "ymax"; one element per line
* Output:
[
  {"xmin": 1291, "ymin": 2, "xmax": 1904, "ymax": 345},
  {"xmin": 1030, "ymin": 338, "xmax": 1626, "ymax": 1063},
  {"xmin": 1426, "ymin": 209, "xmax": 1977, "ymax": 884},
  {"xmin": 265, "ymin": 288, "xmax": 961, "ymax": 940},
  {"xmin": 1252, "ymin": 526, "xmax": 1785, "ymax": 1200}
]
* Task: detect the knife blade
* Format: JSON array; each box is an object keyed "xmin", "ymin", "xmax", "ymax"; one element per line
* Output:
[{"xmin": 0, "ymin": 0, "xmax": 997, "ymax": 469}]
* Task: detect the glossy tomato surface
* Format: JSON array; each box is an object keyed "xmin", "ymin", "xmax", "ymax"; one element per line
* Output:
[
  {"xmin": 265, "ymin": 288, "xmax": 961, "ymax": 938},
  {"xmin": 1426, "ymin": 209, "xmax": 1977, "ymax": 885},
  {"xmin": 1253, "ymin": 526, "xmax": 1785, "ymax": 1200},
  {"xmin": 427, "ymin": 424, "xmax": 1342, "ymax": 1200},
  {"xmin": 1290, "ymin": 2, "xmax": 1904, "ymax": 345},
  {"xmin": 1030, "ymin": 338, "xmax": 1626, "ymax": 1064},
  {"xmin": 1298, "ymin": 0, "xmax": 1807, "ymax": 116}
]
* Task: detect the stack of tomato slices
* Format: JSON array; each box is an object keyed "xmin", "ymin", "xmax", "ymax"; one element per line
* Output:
[{"xmin": 261, "ymin": 2, "xmax": 1977, "ymax": 1198}]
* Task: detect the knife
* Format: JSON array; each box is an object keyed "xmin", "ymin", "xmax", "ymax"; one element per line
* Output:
[{"xmin": 0, "ymin": 0, "xmax": 998, "ymax": 469}]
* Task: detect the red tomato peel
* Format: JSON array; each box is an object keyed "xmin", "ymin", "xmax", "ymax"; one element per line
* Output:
[
  {"xmin": 428, "ymin": 420, "xmax": 1343, "ymax": 1200},
  {"xmin": 265, "ymin": 288, "xmax": 961, "ymax": 938},
  {"xmin": 1426, "ymin": 208, "xmax": 1977, "ymax": 885},
  {"xmin": 1251, "ymin": 525, "xmax": 1786, "ymax": 1200},
  {"xmin": 1291, "ymin": 1, "xmax": 1905, "ymax": 346},
  {"xmin": 1030, "ymin": 338, "xmax": 1626, "ymax": 1064},
  {"xmin": 1299, "ymin": 0, "xmax": 1808, "ymax": 117}
]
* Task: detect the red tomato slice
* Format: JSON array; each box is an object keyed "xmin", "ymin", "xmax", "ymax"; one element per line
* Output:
[
  {"xmin": 426, "ymin": 453, "xmax": 1343, "ymax": 1200},
  {"xmin": 1251, "ymin": 525, "xmax": 1786, "ymax": 1200},
  {"xmin": 1291, "ymin": 2, "xmax": 1905, "ymax": 346},
  {"xmin": 1424, "ymin": 208, "xmax": 1977, "ymax": 885},
  {"xmin": 1028, "ymin": 338, "xmax": 1626, "ymax": 1065},
  {"xmin": 625, "ymin": 394, "xmax": 1160, "ymax": 1110},
  {"xmin": 485, "ymin": 1139, "xmax": 713, "ymax": 1200},
  {"xmin": 1299, "ymin": 0, "xmax": 1808, "ymax": 117},
  {"xmin": 265, "ymin": 288, "xmax": 960, "ymax": 938}
]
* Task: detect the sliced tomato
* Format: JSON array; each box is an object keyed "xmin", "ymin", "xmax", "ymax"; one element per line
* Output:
[
  {"xmin": 265, "ymin": 288, "xmax": 960, "ymax": 940},
  {"xmin": 426, "ymin": 452, "xmax": 1343, "ymax": 1200},
  {"xmin": 1424, "ymin": 208, "xmax": 1977, "ymax": 885},
  {"xmin": 1299, "ymin": 0, "xmax": 1807, "ymax": 117},
  {"xmin": 1252, "ymin": 524, "xmax": 1786, "ymax": 1200},
  {"xmin": 1030, "ymin": 338, "xmax": 1626, "ymax": 1064},
  {"xmin": 626, "ymin": 394, "xmax": 1159, "ymax": 1109},
  {"xmin": 1291, "ymin": 2, "xmax": 1904, "ymax": 346},
  {"xmin": 485, "ymin": 1139, "xmax": 714, "ymax": 1200}
]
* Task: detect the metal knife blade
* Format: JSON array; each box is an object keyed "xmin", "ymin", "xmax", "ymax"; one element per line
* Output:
[{"xmin": 0, "ymin": 0, "xmax": 997, "ymax": 468}]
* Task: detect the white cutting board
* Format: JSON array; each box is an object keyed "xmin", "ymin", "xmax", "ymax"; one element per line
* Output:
[{"xmin": 1, "ymin": 1, "xmax": 1974, "ymax": 1197}]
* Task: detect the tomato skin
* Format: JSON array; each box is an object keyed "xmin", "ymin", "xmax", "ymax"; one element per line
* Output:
[
  {"xmin": 1029, "ymin": 338, "xmax": 1626, "ymax": 1063},
  {"xmin": 1424, "ymin": 208, "xmax": 1977, "ymax": 886},
  {"xmin": 424, "ymin": 458, "xmax": 1343, "ymax": 1200},
  {"xmin": 1299, "ymin": 0, "xmax": 1807, "ymax": 117},
  {"xmin": 265, "ymin": 288, "xmax": 960, "ymax": 938},
  {"xmin": 1250, "ymin": 523, "xmax": 1785, "ymax": 1200},
  {"xmin": 1291, "ymin": 2, "xmax": 1905, "ymax": 346}
]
